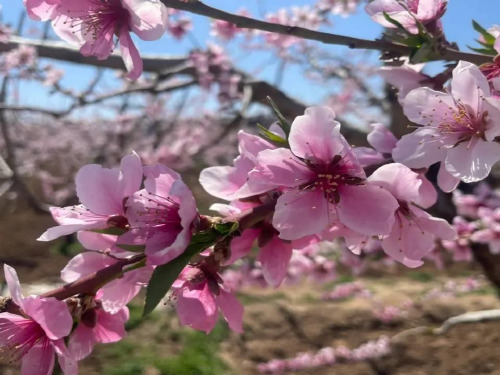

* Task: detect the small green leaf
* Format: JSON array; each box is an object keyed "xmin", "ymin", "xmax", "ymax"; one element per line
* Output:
[
  {"xmin": 472, "ymin": 20, "xmax": 496, "ymax": 44},
  {"xmin": 143, "ymin": 235, "xmax": 217, "ymax": 316},
  {"xmin": 468, "ymin": 46, "xmax": 497, "ymax": 56},
  {"xmin": 257, "ymin": 124, "xmax": 288, "ymax": 146},
  {"xmin": 382, "ymin": 12, "xmax": 407, "ymax": 32},
  {"xmin": 92, "ymin": 227, "xmax": 127, "ymax": 236},
  {"xmin": 266, "ymin": 96, "xmax": 291, "ymax": 137},
  {"xmin": 214, "ymin": 222, "xmax": 239, "ymax": 235},
  {"xmin": 116, "ymin": 244, "xmax": 146, "ymax": 253}
]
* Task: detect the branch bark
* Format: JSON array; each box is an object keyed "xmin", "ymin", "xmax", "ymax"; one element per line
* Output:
[{"xmin": 160, "ymin": 0, "xmax": 492, "ymax": 65}]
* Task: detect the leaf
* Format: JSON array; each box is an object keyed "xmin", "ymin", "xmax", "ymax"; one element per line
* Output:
[
  {"xmin": 214, "ymin": 221, "xmax": 239, "ymax": 235},
  {"xmin": 257, "ymin": 124, "xmax": 288, "ymax": 146},
  {"xmin": 468, "ymin": 46, "xmax": 497, "ymax": 56},
  {"xmin": 266, "ymin": 96, "xmax": 291, "ymax": 137},
  {"xmin": 142, "ymin": 232, "xmax": 217, "ymax": 316},
  {"xmin": 472, "ymin": 20, "xmax": 496, "ymax": 44},
  {"xmin": 382, "ymin": 12, "xmax": 407, "ymax": 32}
]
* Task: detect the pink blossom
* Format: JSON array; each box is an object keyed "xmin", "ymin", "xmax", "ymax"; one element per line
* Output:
[
  {"xmin": 0, "ymin": 24, "xmax": 12, "ymax": 43},
  {"xmin": 210, "ymin": 200, "xmax": 314, "ymax": 288},
  {"xmin": 52, "ymin": 0, "xmax": 168, "ymax": 79},
  {"xmin": 441, "ymin": 216, "xmax": 474, "ymax": 262},
  {"xmin": 368, "ymin": 163, "xmax": 456, "ymax": 267},
  {"xmin": 354, "ymin": 123, "xmax": 397, "ymax": 167},
  {"xmin": 200, "ymin": 130, "xmax": 275, "ymax": 201},
  {"xmin": 379, "ymin": 61, "xmax": 430, "ymax": 100},
  {"xmin": 0, "ymin": 265, "xmax": 76, "ymax": 375},
  {"xmin": 393, "ymin": 61, "xmax": 500, "ymax": 186},
  {"xmin": 69, "ymin": 305, "xmax": 128, "ymax": 361},
  {"xmin": 471, "ymin": 207, "xmax": 500, "ymax": 254},
  {"xmin": 39, "ymin": 152, "xmax": 143, "ymax": 241},
  {"xmin": 126, "ymin": 164, "xmax": 198, "ymax": 266},
  {"xmin": 246, "ymin": 106, "xmax": 399, "ymax": 240},
  {"xmin": 173, "ymin": 263, "xmax": 243, "ymax": 334},
  {"xmin": 365, "ymin": 0, "xmax": 447, "ymax": 34}
]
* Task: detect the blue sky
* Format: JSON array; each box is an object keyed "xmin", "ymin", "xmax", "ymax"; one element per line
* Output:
[{"xmin": 1, "ymin": 0, "xmax": 500, "ymax": 113}]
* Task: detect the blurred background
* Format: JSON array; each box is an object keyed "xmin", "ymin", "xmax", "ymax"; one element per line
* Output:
[{"xmin": 2, "ymin": 0, "xmax": 500, "ymax": 374}]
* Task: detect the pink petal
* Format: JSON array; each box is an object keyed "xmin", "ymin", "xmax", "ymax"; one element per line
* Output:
[
  {"xmin": 21, "ymin": 340, "xmax": 55, "ymax": 375},
  {"xmin": 437, "ymin": 162, "xmax": 460, "ymax": 192},
  {"xmin": 451, "ymin": 61, "xmax": 490, "ymax": 114},
  {"xmin": 289, "ymin": 106, "xmax": 345, "ymax": 162},
  {"xmin": 22, "ymin": 297, "xmax": 73, "ymax": 340},
  {"xmin": 337, "ymin": 184, "xmax": 398, "ymax": 236},
  {"xmin": 177, "ymin": 283, "xmax": 218, "ymax": 334},
  {"xmin": 392, "ymin": 129, "xmax": 446, "ymax": 168},
  {"xmin": 415, "ymin": 174, "xmax": 438, "ymax": 208},
  {"xmin": 403, "ymin": 88, "xmax": 455, "ymax": 126},
  {"xmin": 200, "ymin": 164, "xmax": 252, "ymax": 201},
  {"xmin": 120, "ymin": 152, "xmax": 143, "ymax": 197},
  {"xmin": 258, "ymin": 237, "xmax": 293, "ymax": 288},
  {"xmin": 445, "ymin": 138, "xmax": 500, "ymax": 183},
  {"xmin": 367, "ymin": 163, "xmax": 421, "ymax": 202},
  {"xmin": 119, "ymin": 28, "xmax": 143, "ymax": 80},
  {"xmin": 225, "ymin": 228, "xmax": 260, "ymax": 265},
  {"xmin": 4, "ymin": 264, "xmax": 25, "ymax": 308},
  {"xmin": 367, "ymin": 123, "xmax": 397, "ymax": 153},
  {"xmin": 122, "ymin": 0, "xmax": 168, "ymax": 41},
  {"xmin": 75, "ymin": 164, "xmax": 123, "ymax": 215},
  {"xmin": 253, "ymin": 148, "xmax": 314, "ymax": 189},
  {"xmin": 273, "ymin": 189, "xmax": 330, "ymax": 240},
  {"xmin": 216, "ymin": 290, "xmax": 244, "ymax": 333},
  {"xmin": 93, "ymin": 308, "xmax": 128, "ymax": 343},
  {"xmin": 61, "ymin": 252, "xmax": 115, "ymax": 283},
  {"xmin": 69, "ymin": 325, "xmax": 96, "ymax": 361},
  {"xmin": 24, "ymin": 0, "xmax": 59, "ymax": 21},
  {"xmin": 99, "ymin": 277, "xmax": 142, "ymax": 314}
]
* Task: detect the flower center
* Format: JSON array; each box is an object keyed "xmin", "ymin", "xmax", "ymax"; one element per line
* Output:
[
  {"xmin": 135, "ymin": 192, "xmax": 182, "ymax": 228},
  {"xmin": 437, "ymin": 102, "xmax": 487, "ymax": 144},
  {"xmin": 299, "ymin": 155, "xmax": 364, "ymax": 204},
  {"xmin": 64, "ymin": 0, "xmax": 130, "ymax": 41},
  {"xmin": 0, "ymin": 319, "xmax": 45, "ymax": 363}
]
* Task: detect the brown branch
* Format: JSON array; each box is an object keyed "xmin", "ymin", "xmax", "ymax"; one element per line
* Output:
[{"xmin": 160, "ymin": 0, "xmax": 491, "ymax": 65}]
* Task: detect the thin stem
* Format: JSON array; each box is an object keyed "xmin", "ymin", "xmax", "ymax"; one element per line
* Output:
[{"xmin": 160, "ymin": 0, "xmax": 491, "ymax": 65}]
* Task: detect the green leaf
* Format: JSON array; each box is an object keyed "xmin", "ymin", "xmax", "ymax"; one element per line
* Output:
[
  {"xmin": 214, "ymin": 222, "xmax": 239, "ymax": 235},
  {"xmin": 468, "ymin": 46, "xmax": 497, "ymax": 56},
  {"xmin": 92, "ymin": 227, "xmax": 128, "ymax": 236},
  {"xmin": 382, "ymin": 11, "xmax": 407, "ymax": 32},
  {"xmin": 257, "ymin": 124, "xmax": 288, "ymax": 146},
  {"xmin": 116, "ymin": 244, "xmax": 146, "ymax": 253},
  {"xmin": 266, "ymin": 96, "xmax": 291, "ymax": 137},
  {"xmin": 142, "ymin": 232, "xmax": 218, "ymax": 316},
  {"xmin": 472, "ymin": 20, "xmax": 496, "ymax": 44}
]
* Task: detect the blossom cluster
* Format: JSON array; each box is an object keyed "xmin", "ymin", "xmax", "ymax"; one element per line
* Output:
[{"xmin": 257, "ymin": 335, "xmax": 391, "ymax": 373}]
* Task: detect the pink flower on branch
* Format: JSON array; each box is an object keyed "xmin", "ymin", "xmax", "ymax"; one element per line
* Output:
[
  {"xmin": 172, "ymin": 262, "xmax": 243, "ymax": 334},
  {"xmin": 51, "ymin": 0, "xmax": 168, "ymax": 79},
  {"xmin": 68, "ymin": 305, "xmax": 128, "ymax": 361},
  {"xmin": 39, "ymin": 152, "xmax": 143, "ymax": 241},
  {"xmin": 365, "ymin": 0, "xmax": 447, "ymax": 34},
  {"xmin": 0, "ymin": 265, "xmax": 76, "ymax": 375},
  {"xmin": 393, "ymin": 61, "xmax": 500, "ymax": 188},
  {"xmin": 126, "ymin": 164, "xmax": 198, "ymax": 266},
  {"xmin": 246, "ymin": 106, "xmax": 399, "ymax": 240},
  {"xmin": 368, "ymin": 163, "xmax": 456, "ymax": 267}
]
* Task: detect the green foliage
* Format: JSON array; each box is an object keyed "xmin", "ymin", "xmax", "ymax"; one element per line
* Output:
[
  {"xmin": 408, "ymin": 271, "xmax": 434, "ymax": 282},
  {"xmin": 99, "ymin": 323, "xmax": 230, "ymax": 375},
  {"xmin": 266, "ymin": 96, "xmax": 291, "ymax": 137},
  {"xmin": 257, "ymin": 123, "xmax": 289, "ymax": 146}
]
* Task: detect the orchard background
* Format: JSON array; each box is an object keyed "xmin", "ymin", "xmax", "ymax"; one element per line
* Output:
[{"xmin": 2, "ymin": 0, "xmax": 500, "ymax": 374}]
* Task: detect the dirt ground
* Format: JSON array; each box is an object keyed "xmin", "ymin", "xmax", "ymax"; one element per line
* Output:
[{"xmin": 2, "ymin": 208, "xmax": 500, "ymax": 375}]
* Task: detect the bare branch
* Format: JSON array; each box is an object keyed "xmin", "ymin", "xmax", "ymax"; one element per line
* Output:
[{"xmin": 160, "ymin": 0, "xmax": 491, "ymax": 65}]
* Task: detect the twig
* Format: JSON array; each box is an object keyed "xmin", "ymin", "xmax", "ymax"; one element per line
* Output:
[
  {"xmin": 434, "ymin": 309, "xmax": 500, "ymax": 335},
  {"xmin": 160, "ymin": 0, "xmax": 491, "ymax": 65}
]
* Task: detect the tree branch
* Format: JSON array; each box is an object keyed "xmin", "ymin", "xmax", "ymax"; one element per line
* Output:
[{"xmin": 160, "ymin": 0, "xmax": 491, "ymax": 65}]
